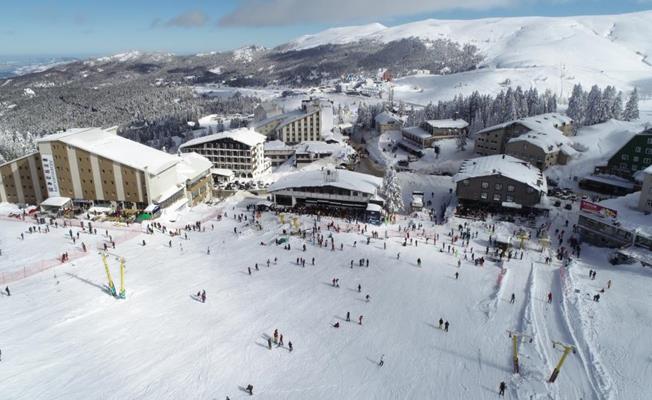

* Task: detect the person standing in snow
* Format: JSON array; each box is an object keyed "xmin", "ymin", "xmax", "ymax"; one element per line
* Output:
[
  {"xmin": 201, "ymin": 290, "xmax": 206, "ymax": 303},
  {"xmin": 417, "ymin": 258, "xmax": 421, "ymax": 267},
  {"xmin": 358, "ymin": 315, "xmax": 363, "ymax": 325},
  {"xmin": 365, "ymin": 294, "xmax": 370, "ymax": 302},
  {"xmin": 547, "ymin": 292, "xmax": 553, "ymax": 304},
  {"xmin": 346, "ymin": 311, "xmax": 350, "ymax": 322},
  {"xmin": 279, "ymin": 334, "xmax": 284, "ymax": 347},
  {"xmin": 5, "ymin": 286, "xmax": 10, "ymax": 296},
  {"xmin": 246, "ymin": 384, "xmax": 253, "ymax": 395},
  {"xmin": 499, "ymin": 381, "xmax": 506, "ymax": 396},
  {"xmin": 455, "ymin": 272, "xmax": 459, "ymax": 280},
  {"xmin": 248, "ymin": 267, "xmax": 252, "ymax": 275},
  {"xmin": 510, "ymin": 293, "xmax": 516, "ymax": 304},
  {"xmin": 288, "ymin": 341, "xmax": 293, "ymax": 352},
  {"xmin": 444, "ymin": 321, "xmax": 449, "ymax": 332},
  {"xmin": 358, "ymin": 284, "xmax": 362, "ymax": 293},
  {"xmin": 378, "ymin": 354, "xmax": 384, "ymax": 367},
  {"xmin": 397, "ymin": 252, "xmax": 400, "ymax": 260},
  {"xmin": 268, "ymin": 338, "xmax": 272, "ymax": 349},
  {"xmin": 438, "ymin": 318, "xmax": 443, "ymax": 329}
]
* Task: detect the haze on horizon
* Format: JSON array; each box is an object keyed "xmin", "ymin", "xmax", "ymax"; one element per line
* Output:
[{"xmin": 0, "ymin": 0, "xmax": 651, "ymax": 56}]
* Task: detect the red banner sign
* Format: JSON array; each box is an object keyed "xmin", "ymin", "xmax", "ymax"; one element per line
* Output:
[{"xmin": 580, "ymin": 200, "xmax": 617, "ymax": 218}]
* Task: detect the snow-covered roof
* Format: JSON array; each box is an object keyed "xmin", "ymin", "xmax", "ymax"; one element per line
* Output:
[
  {"xmin": 38, "ymin": 128, "xmax": 179, "ymax": 175},
  {"xmin": 264, "ymin": 140, "xmax": 293, "ymax": 151},
  {"xmin": 180, "ymin": 128, "xmax": 265, "ymax": 149},
  {"xmin": 268, "ymin": 169, "xmax": 382, "ymax": 196},
  {"xmin": 477, "ymin": 113, "xmax": 571, "ymax": 136},
  {"xmin": 375, "ymin": 111, "xmax": 401, "ymax": 125},
  {"xmin": 211, "ymin": 168, "xmax": 234, "ymax": 177},
  {"xmin": 597, "ymin": 192, "xmax": 652, "ymax": 237},
  {"xmin": 295, "ymin": 141, "xmax": 342, "ymax": 155},
  {"xmin": 424, "ymin": 119, "xmax": 469, "ymax": 129},
  {"xmin": 279, "ymin": 109, "xmax": 318, "ymax": 126},
  {"xmin": 40, "ymin": 196, "xmax": 72, "ymax": 208},
  {"xmin": 176, "ymin": 152, "xmax": 212, "ymax": 184},
  {"xmin": 366, "ymin": 203, "xmax": 383, "ymax": 212},
  {"xmin": 402, "ymin": 126, "xmax": 431, "ymax": 139},
  {"xmin": 582, "ymin": 174, "xmax": 635, "ymax": 190},
  {"xmin": 507, "ymin": 129, "xmax": 574, "ymax": 155},
  {"xmin": 454, "ymin": 154, "xmax": 547, "ymax": 193}
]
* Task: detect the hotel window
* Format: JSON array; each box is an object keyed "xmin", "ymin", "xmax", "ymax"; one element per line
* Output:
[
  {"xmin": 622, "ymin": 154, "xmax": 629, "ymax": 161},
  {"xmin": 481, "ymin": 181, "xmax": 489, "ymax": 189},
  {"xmin": 506, "ymin": 195, "xmax": 514, "ymax": 203},
  {"xmin": 480, "ymin": 192, "xmax": 488, "ymax": 200},
  {"xmin": 507, "ymin": 185, "xmax": 515, "ymax": 192},
  {"xmin": 495, "ymin": 183, "xmax": 503, "ymax": 190},
  {"xmin": 635, "ymin": 146, "xmax": 642, "ymax": 153},
  {"xmin": 493, "ymin": 194, "xmax": 501, "ymax": 201}
]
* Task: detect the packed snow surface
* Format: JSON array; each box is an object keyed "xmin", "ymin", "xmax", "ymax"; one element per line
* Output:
[{"xmin": 0, "ymin": 192, "xmax": 651, "ymax": 399}]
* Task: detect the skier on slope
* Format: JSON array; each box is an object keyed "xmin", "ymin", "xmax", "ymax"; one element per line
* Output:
[
  {"xmin": 510, "ymin": 293, "xmax": 516, "ymax": 304},
  {"xmin": 417, "ymin": 258, "xmax": 422, "ymax": 267},
  {"xmin": 444, "ymin": 321, "xmax": 449, "ymax": 332},
  {"xmin": 499, "ymin": 381, "xmax": 506, "ymax": 396},
  {"xmin": 547, "ymin": 292, "xmax": 553, "ymax": 304},
  {"xmin": 438, "ymin": 318, "xmax": 443, "ymax": 329}
]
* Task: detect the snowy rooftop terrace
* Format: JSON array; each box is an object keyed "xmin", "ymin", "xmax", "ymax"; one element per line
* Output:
[
  {"xmin": 268, "ymin": 169, "xmax": 382, "ymax": 196},
  {"xmin": 477, "ymin": 113, "xmax": 572, "ymax": 137},
  {"xmin": 180, "ymin": 128, "xmax": 266, "ymax": 149},
  {"xmin": 595, "ymin": 192, "xmax": 652, "ymax": 237},
  {"xmin": 38, "ymin": 128, "xmax": 179, "ymax": 175},
  {"xmin": 424, "ymin": 119, "xmax": 469, "ymax": 129},
  {"xmin": 454, "ymin": 154, "xmax": 547, "ymax": 192}
]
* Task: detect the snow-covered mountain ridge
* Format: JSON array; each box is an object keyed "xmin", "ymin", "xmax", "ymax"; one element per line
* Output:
[
  {"xmin": 288, "ymin": 11, "xmax": 652, "ymax": 99},
  {"xmin": 287, "ymin": 11, "xmax": 652, "ymax": 68}
]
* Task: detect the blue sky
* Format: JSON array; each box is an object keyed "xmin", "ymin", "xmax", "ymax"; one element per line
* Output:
[{"xmin": 1, "ymin": 0, "xmax": 651, "ymax": 56}]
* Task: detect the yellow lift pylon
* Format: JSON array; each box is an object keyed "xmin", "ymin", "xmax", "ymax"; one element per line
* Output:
[
  {"xmin": 101, "ymin": 252, "xmax": 126, "ymax": 299},
  {"xmin": 507, "ymin": 330, "xmax": 534, "ymax": 374},
  {"xmin": 549, "ymin": 340, "xmax": 576, "ymax": 383}
]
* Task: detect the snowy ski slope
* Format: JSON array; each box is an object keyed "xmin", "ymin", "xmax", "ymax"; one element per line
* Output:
[{"xmin": 1, "ymin": 194, "xmax": 650, "ymax": 399}]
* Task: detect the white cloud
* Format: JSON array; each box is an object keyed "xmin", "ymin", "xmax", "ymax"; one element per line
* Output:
[
  {"xmin": 153, "ymin": 10, "xmax": 209, "ymax": 29},
  {"xmin": 218, "ymin": 0, "xmax": 515, "ymax": 27}
]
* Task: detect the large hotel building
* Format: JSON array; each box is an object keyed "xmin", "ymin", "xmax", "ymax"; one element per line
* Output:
[{"xmin": 0, "ymin": 127, "xmax": 212, "ymax": 209}]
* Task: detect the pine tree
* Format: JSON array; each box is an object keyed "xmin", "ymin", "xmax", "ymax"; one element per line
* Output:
[
  {"xmin": 585, "ymin": 85, "xmax": 603, "ymax": 126},
  {"xmin": 623, "ymin": 88, "xmax": 640, "ymax": 121},
  {"xmin": 381, "ymin": 167, "xmax": 403, "ymax": 214},
  {"xmin": 612, "ymin": 91, "xmax": 623, "ymax": 120},
  {"xmin": 566, "ymin": 84, "xmax": 587, "ymax": 127},
  {"xmin": 600, "ymin": 86, "xmax": 617, "ymax": 122}
]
